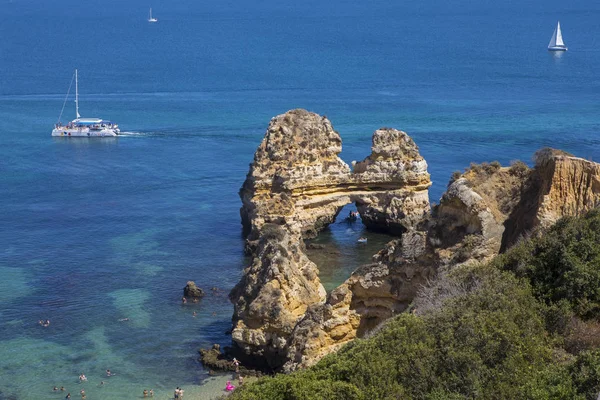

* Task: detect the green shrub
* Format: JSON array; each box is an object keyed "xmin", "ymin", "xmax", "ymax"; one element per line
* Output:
[
  {"xmin": 493, "ymin": 209, "xmax": 600, "ymax": 319},
  {"xmin": 231, "ymin": 265, "xmax": 565, "ymax": 400},
  {"xmin": 569, "ymin": 350, "xmax": 600, "ymax": 399}
]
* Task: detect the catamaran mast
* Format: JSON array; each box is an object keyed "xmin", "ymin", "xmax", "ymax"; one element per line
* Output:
[{"xmin": 75, "ymin": 69, "xmax": 81, "ymax": 119}]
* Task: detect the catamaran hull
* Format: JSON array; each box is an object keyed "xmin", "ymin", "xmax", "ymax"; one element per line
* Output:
[
  {"xmin": 548, "ymin": 46, "xmax": 568, "ymax": 51},
  {"xmin": 51, "ymin": 128, "xmax": 119, "ymax": 137}
]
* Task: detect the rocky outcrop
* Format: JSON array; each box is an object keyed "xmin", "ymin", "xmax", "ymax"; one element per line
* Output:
[
  {"xmin": 239, "ymin": 110, "xmax": 431, "ymax": 249},
  {"xmin": 199, "ymin": 344, "xmax": 262, "ymax": 377},
  {"xmin": 183, "ymin": 281, "xmax": 204, "ymax": 298},
  {"xmin": 430, "ymin": 151, "xmax": 600, "ymax": 265},
  {"xmin": 229, "ymin": 224, "xmax": 326, "ymax": 369},
  {"xmin": 503, "ymin": 150, "xmax": 600, "ymax": 249},
  {"xmin": 431, "ymin": 163, "xmax": 526, "ymax": 265},
  {"xmin": 239, "ymin": 110, "xmax": 352, "ymax": 244},
  {"xmin": 232, "ymin": 109, "xmax": 432, "ymax": 370},
  {"xmin": 352, "ymin": 128, "xmax": 431, "ymax": 236}
]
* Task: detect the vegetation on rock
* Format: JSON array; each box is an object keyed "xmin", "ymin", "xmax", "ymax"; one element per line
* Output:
[
  {"xmin": 229, "ymin": 209, "xmax": 600, "ymax": 400},
  {"xmin": 494, "ymin": 209, "xmax": 600, "ymax": 319}
]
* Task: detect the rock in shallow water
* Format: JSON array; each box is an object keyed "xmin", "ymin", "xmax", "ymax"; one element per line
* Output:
[{"xmin": 183, "ymin": 281, "xmax": 204, "ymax": 298}]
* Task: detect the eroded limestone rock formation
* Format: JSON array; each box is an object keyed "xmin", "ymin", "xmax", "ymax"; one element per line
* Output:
[
  {"xmin": 283, "ymin": 233, "xmax": 436, "ymax": 371},
  {"xmin": 229, "ymin": 224, "xmax": 326, "ymax": 369},
  {"xmin": 239, "ymin": 110, "xmax": 352, "ymax": 243},
  {"xmin": 353, "ymin": 128, "xmax": 431, "ymax": 235},
  {"xmin": 503, "ymin": 149, "xmax": 600, "ymax": 249},
  {"xmin": 232, "ymin": 109, "xmax": 432, "ymax": 370},
  {"xmin": 231, "ymin": 109, "xmax": 600, "ymax": 373},
  {"xmin": 239, "ymin": 110, "xmax": 431, "ymax": 249},
  {"xmin": 431, "ymin": 162, "xmax": 528, "ymax": 265}
]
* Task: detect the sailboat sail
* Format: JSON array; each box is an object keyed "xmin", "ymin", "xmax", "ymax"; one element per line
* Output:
[
  {"xmin": 548, "ymin": 28, "xmax": 558, "ymax": 48},
  {"xmin": 555, "ymin": 22, "xmax": 564, "ymax": 46},
  {"xmin": 548, "ymin": 21, "xmax": 567, "ymax": 50},
  {"xmin": 75, "ymin": 69, "xmax": 81, "ymax": 119}
]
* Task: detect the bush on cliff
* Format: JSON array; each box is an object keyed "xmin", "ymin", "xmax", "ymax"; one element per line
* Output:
[
  {"xmin": 230, "ymin": 265, "xmax": 578, "ymax": 400},
  {"xmin": 493, "ymin": 208, "xmax": 600, "ymax": 319}
]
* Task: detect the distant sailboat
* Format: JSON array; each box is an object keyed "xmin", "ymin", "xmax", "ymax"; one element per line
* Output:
[
  {"xmin": 548, "ymin": 21, "xmax": 567, "ymax": 51},
  {"xmin": 148, "ymin": 8, "xmax": 158, "ymax": 23}
]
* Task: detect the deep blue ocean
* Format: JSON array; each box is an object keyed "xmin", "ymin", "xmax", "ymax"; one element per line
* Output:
[{"xmin": 1, "ymin": 0, "xmax": 599, "ymax": 398}]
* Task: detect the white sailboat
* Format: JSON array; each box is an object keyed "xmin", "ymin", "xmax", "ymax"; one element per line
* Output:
[
  {"xmin": 548, "ymin": 21, "xmax": 567, "ymax": 51},
  {"xmin": 148, "ymin": 8, "xmax": 158, "ymax": 23},
  {"xmin": 52, "ymin": 69, "xmax": 120, "ymax": 137}
]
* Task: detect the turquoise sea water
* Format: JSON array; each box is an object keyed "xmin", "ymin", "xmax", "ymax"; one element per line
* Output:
[{"xmin": 1, "ymin": 0, "xmax": 600, "ymax": 398}]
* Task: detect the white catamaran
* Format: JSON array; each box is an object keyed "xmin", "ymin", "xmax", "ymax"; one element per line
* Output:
[
  {"xmin": 52, "ymin": 69, "xmax": 120, "ymax": 137},
  {"xmin": 148, "ymin": 8, "xmax": 158, "ymax": 22},
  {"xmin": 548, "ymin": 21, "xmax": 568, "ymax": 52}
]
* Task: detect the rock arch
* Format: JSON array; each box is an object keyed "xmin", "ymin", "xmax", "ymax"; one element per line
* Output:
[{"xmin": 231, "ymin": 109, "xmax": 431, "ymax": 370}]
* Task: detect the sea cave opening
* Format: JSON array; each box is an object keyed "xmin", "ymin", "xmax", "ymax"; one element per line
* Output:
[{"xmin": 304, "ymin": 203, "xmax": 397, "ymax": 292}]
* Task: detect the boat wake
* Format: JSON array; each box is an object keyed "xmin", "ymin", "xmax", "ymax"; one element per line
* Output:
[{"xmin": 117, "ymin": 131, "xmax": 145, "ymax": 136}]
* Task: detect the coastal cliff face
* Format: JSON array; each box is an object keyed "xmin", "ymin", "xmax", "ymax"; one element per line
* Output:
[
  {"xmin": 231, "ymin": 110, "xmax": 600, "ymax": 372},
  {"xmin": 229, "ymin": 224, "xmax": 326, "ymax": 369},
  {"xmin": 431, "ymin": 164, "xmax": 527, "ymax": 265},
  {"xmin": 503, "ymin": 150, "xmax": 600, "ymax": 249}
]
